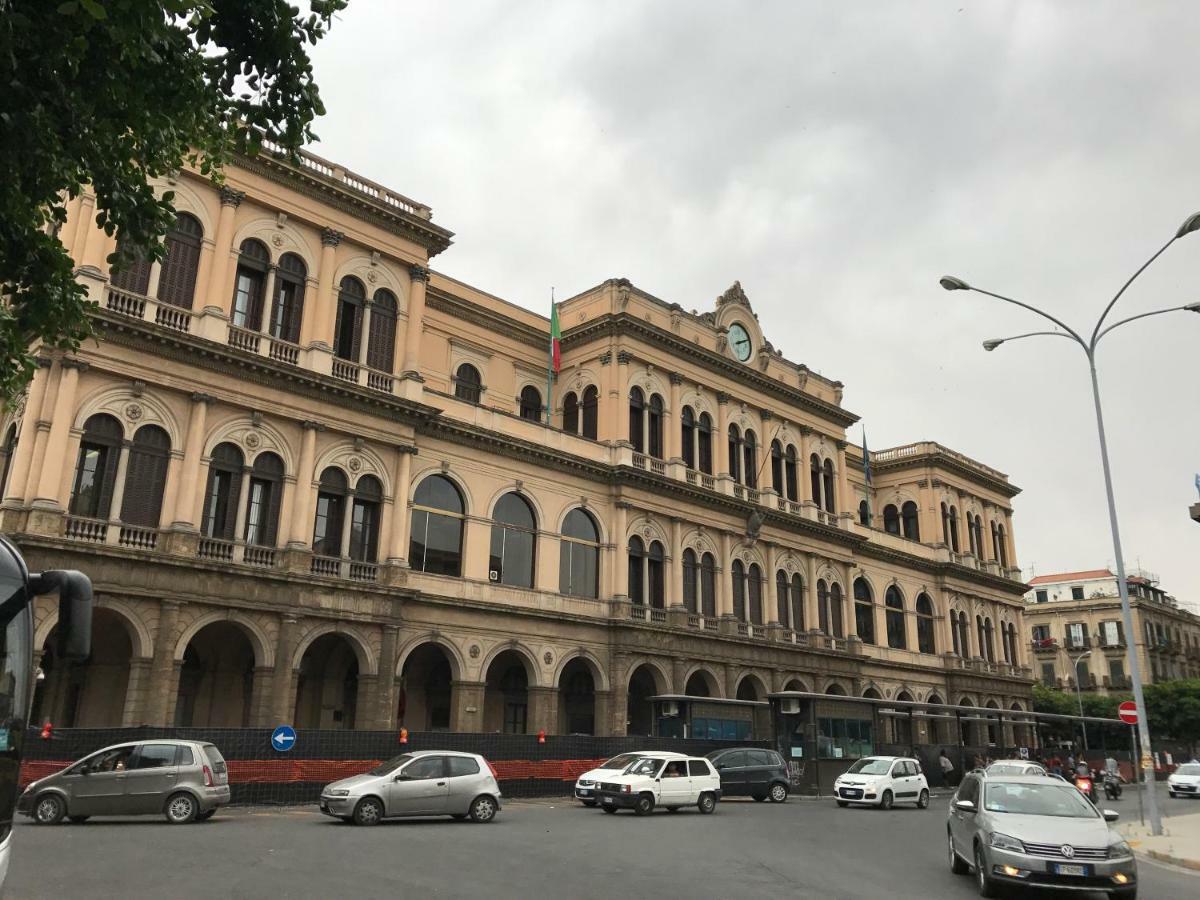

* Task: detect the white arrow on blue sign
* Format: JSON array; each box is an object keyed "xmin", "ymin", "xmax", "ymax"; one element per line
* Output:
[{"xmin": 271, "ymin": 725, "xmax": 297, "ymax": 752}]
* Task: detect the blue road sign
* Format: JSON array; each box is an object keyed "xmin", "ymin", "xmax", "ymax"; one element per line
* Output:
[{"xmin": 271, "ymin": 725, "xmax": 297, "ymax": 752}]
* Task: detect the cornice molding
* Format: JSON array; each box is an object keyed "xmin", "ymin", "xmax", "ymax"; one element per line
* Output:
[{"xmin": 425, "ymin": 288, "xmax": 544, "ymax": 350}]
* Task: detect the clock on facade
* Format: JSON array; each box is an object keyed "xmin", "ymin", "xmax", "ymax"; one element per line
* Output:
[{"xmin": 728, "ymin": 323, "xmax": 752, "ymax": 362}]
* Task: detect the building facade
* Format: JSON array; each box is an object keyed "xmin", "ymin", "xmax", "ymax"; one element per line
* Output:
[
  {"xmin": 0, "ymin": 146, "xmax": 1033, "ymax": 744},
  {"xmin": 1024, "ymin": 569, "xmax": 1200, "ymax": 693}
]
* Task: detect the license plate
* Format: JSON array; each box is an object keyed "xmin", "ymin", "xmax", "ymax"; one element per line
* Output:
[
  {"xmin": 603, "ymin": 797, "xmax": 613, "ymax": 805},
  {"xmin": 1053, "ymin": 864, "xmax": 1087, "ymax": 877},
  {"xmin": 577, "ymin": 789, "xmax": 591, "ymax": 795}
]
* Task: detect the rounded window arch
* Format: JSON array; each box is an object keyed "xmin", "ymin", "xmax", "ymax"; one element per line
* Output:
[
  {"xmin": 728, "ymin": 425, "xmax": 742, "ymax": 483},
  {"xmin": 646, "ymin": 393, "xmax": 664, "ymax": 459},
  {"xmin": 830, "ymin": 582, "xmax": 845, "ymax": 638},
  {"xmin": 681, "ymin": 406, "xmax": 696, "ymax": 470},
  {"xmin": 334, "ymin": 276, "xmax": 366, "ymax": 362},
  {"xmin": 349, "ymin": 474, "xmax": 383, "ymax": 563},
  {"xmin": 783, "ymin": 444, "xmax": 798, "ymax": 501},
  {"xmin": 696, "ymin": 412, "xmax": 714, "ymax": 475},
  {"xmin": 770, "ymin": 439, "xmax": 784, "ymax": 495},
  {"xmin": 683, "ymin": 547, "xmax": 699, "ymax": 613},
  {"xmin": 853, "ymin": 577, "xmax": 875, "ymax": 644},
  {"xmin": 490, "ymin": 492, "xmax": 537, "ymax": 588},
  {"xmin": 901, "ymin": 500, "xmax": 920, "ymax": 540},
  {"xmin": 244, "ymin": 451, "xmax": 284, "ymax": 548},
  {"xmin": 747, "ymin": 562, "xmax": 763, "ymax": 625},
  {"xmin": 367, "ymin": 288, "xmax": 398, "ymax": 374},
  {"xmin": 157, "ymin": 212, "xmax": 203, "ymax": 309},
  {"xmin": 311, "ymin": 466, "xmax": 348, "ymax": 557},
  {"xmin": 775, "ymin": 569, "xmax": 789, "ymax": 626},
  {"xmin": 821, "ymin": 458, "xmax": 836, "ymax": 513},
  {"xmin": 70, "ymin": 414, "xmax": 124, "ymax": 519},
  {"xmin": 858, "ymin": 499, "xmax": 871, "ymax": 526},
  {"xmin": 731, "ymin": 558, "xmax": 747, "ymax": 621},
  {"xmin": 562, "ymin": 391, "xmax": 579, "ymax": 433},
  {"xmin": 628, "ymin": 387, "xmax": 645, "ymax": 452},
  {"xmin": 885, "ymin": 585, "xmax": 906, "ymax": 649},
  {"xmin": 560, "ymin": 508, "xmax": 599, "ymax": 598},
  {"xmin": 410, "ymin": 474, "xmax": 465, "ymax": 575},
  {"xmin": 915, "ymin": 592, "xmax": 936, "ymax": 654},
  {"xmin": 882, "ymin": 504, "xmax": 900, "ymax": 534},
  {"xmin": 700, "ymin": 552, "xmax": 717, "ymax": 618},
  {"xmin": 743, "ymin": 430, "xmax": 758, "ymax": 489},
  {"xmin": 581, "ymin": 385, "xmax": 598, "ymax": 439},
  {"xmin": 119, "ymin": 423, "xmax": 171, "ymax": 528},
  {"xmin": 810, "ymin": 453, "xmax": 822, "ymax": 508},
  {"xmin": 454, "ymin": 363, "xmax": 482, "ymax": 404},
  {"xmin": 270, "ymin": 252, "xmax": 308, "ymax": 343},
  {"xmin": 231, "ymin": 239, "xmax": 270, "ymax": 330},
  {"xmin": 518, "ymin": 385, "xmax": 542, "ymax": 422},
  {"xmin": 201, "ymin": 442, "xmax": 246, "ymax": 541}
]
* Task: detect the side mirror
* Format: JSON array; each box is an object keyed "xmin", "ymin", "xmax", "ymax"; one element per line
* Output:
[
  {"xmin": 716, "ymin": 763, "xmax": 726, "ymax": 770},
  {"xmin": 1103, "ymin": 810, "xmax": 1119, "ymax": 823},
  {"xmin": 30, "ymin": 570, "xmax": 93, "ymax": 661},
  {"xmin": 394, "ymin": 773, "xmax": 411, "ymax": 782},
  {"xmin": 954, "ymin": 799, "xmax": 976, "ymax": 813}
]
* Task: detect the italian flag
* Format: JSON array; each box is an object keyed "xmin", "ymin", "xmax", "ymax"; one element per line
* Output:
[{"xmin": 549, "ymin": 302, "xmax": 561, "ymax": 374}]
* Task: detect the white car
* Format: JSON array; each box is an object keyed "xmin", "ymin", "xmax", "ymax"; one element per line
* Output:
[
  {"xmin": 834, "ymin": 756, "xmax": 930, "ymax": 809},
  {"xmin": 574, "ymin": 751, "xmax": 688, "ymax": 806},
  {"xmin": 1167, "ymin": 761, "xmax": 1200, "ymax": 798},
  {"xmin": 594, "ymin": 753, "xmax": 722, "ymax": 815}
]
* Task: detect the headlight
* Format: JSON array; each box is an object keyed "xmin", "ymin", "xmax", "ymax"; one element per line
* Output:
[
  {"xmin": 1108, "ymin": 839, "xmax": 1133, "ymax": 857},
  {"xmin": 989, "ymin": 832, "xmax": 1025, "ymax": 853},
  {"xmin": 327, "ymin": 789, "xmax": 350, "ymax": 797}
]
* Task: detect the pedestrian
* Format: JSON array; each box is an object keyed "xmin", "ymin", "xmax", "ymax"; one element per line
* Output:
[
  {"xmin": 939, "ymin": 749, "xmax": 955, "ymax": 787},
  {"xmin": 1066, "ymin": 753, "xmax": 1076, "ymax": 773}
]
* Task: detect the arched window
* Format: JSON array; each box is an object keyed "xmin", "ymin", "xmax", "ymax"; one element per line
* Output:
[
  {"xmin": 770, "ymin": 440, "xmax": 784, "ymax": 494},
  {"xmin": 822, "ymin": 459, "xmax": 836, "ymax": 513},
  {"xmin": 581, "ymin": 386, "xmax": 598, "ymax": 439},
  {"xmin": 157, "ymin": 213, "xmax": 202, "ymax": 309},
  {"xmin": 267, "ymin": 252, "xmax": 306, "ymax": 343},
  {"xmin": 728, "ymin": 425, "xmax": 742, "ymax": 482},
  {"xmin": 311, "ymin": 466, "xmax": 347, "ymax": 556},
  {"xmin": 700, "ymin": 553, "xmax": 716, "ymax": 617},
  {"xmin": 628, "ymin": 537, "xmax": 664, "ymax": 607},
  {"xmin": 628, "ymin": 387, "xmax": 645, "ymax": 453},
  {"xmin": 683, "ymin": 548, "xmax": 699, "ymax": 613},
  {"xmin": 201, "ymin": 442, "xmax": 244, "ymax": 540},
  {"xmin": 784, "ymin": 445, "xmax": 798, "ymax": 501},
  {"xmin": 350, "ymin": 475, "xmax": 383, "ymax": 563},
  {"xmin": 244, "ymin": 452, "xmax": 284, "ymax": 547},
  {"xmin": 562, "ymin": 392, "xmax": 579, "ymax": 433},
  {"xmin": 518, "ymin": 385, "xmax": 542, "ymax": 422},
  {"xmin": 410, "ymin": 474, "xmax": 465, "ymax": 576},
  {"xmin": 731, "ymin": 559, "xmax": 746, "ymax": 621},
  {"xmin": 367, "ymin": 289, "xmax": 398, "ymax": 373},
  {"xmin": 647, "ymin": 394, "xmax": 664, "ymax": 459},
  {"xmin": 976, "ymin": 616, "xmax": 985, "ymax": 659},
  {"xmin": 916, "ymin": 593, "xmax": 936, "ymax": 654},
  {"xmin": 681, "ymin": 407, "xmax": 696, "ymax": 470},
  {"xmin": 810, "ymin": 454, "xmax": 822, "ymax": 507},
  {"xmin": 997, "ymin": 524, "xmax": 1009, "ymax": 567},
  {"xmin": 1001, "ymin": 622, "xmax": 1013, "ymax": 663},
  {"xmin": 790, "ymin": 573, "xmax": 804, "ymax": 632},
  {"xmin": 885, "ymin": 586, "xmax": 906, "ymax": 649},
  {"xmin": 109, "ymin": 238, "xmax": 152, "ymax": 295},
  {"xmin": 967, "ymin": 513, "xmax": 979, "ymax": 556},
  {"xmin": 747, "ymin": 563, "xmax": 763, "ymax": 625},
  {"xmin": 454, "ymin": 363, "xmax": 482, "ymax": 404},
  {"xmin": 951, "ymin": 611, "xmax": 961, "ymax": 656},
  {"xmin": 858, "ymin": 500, "xmax": 870, "ymax": 526},
  {"xmin": 232, "ymin": 239, "xmax": 270, "ymax": 330},
  {"xmin": 942, "ymin": 503, "xmax": 952, "ymax": 547},
  {"xmin": 648, "ymin": 540, "xmax": 665, "ymax": 608},
  {"xmin": 948, "ymin": 505, "xmax": 960, "ymax": 552},
  {"xmin": 119, "ymin": 424, "xmax": 171, "ymax": 527},
  {"xmin": 958, "ymin": 611, "xmax": 971, "ymax": 658},
  {"xmin": 984, "ymin": 617, "xmax": 996, "ymax": 662},
  {"xmin": 490, "ymin": 492, "xmax": 536, "ymax": 588},
  {"xmin": 0, "ymin": 424, "xmax": 17, "ymax": 499},
  {"xmin": 333, "ymin": 276, "xmax": 366, "ymax": 361},
  {"xmin": 559, "ymin": 508, "xmax": 599, "ymax": 598},
  {"xmin": 901, "ymin": 501, "xmax": 920, "ymax": 540},
  {"xmin": 627, "ymin": 536, "xmax": 645, "ymax": 604},
  {"xmin": 743, "ymin": 430, "xmax": 758, "ymax": 489},
  {"xmin": 853, "ymin": 577, "xmax": 875, "ymax": 644},
  {"xmin": 817, "ymin": 579, "xmax": 830, "ymax": 634},
  {"xmin": 775, "ymin": 570, "xmax": 789, "ymax": 625},
  {"xmin": 882, "ymin": 504, "xmax": 900, "ymax": 534},
  {"xmin": 830, "ymin": 583, "xmax": 845, "ymax": 638},
  {"xmin": 697, "ymin": 413, "xmax": 713, "ymax": 475}
]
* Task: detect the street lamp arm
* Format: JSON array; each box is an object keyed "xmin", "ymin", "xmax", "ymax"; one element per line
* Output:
[
  {"xmin": 1090, "ymin": 235, "xmax": 1177, "ymax": 348},
  {"xmin": 983, "ymin": 330, "xmax": 1077, "ymax": 351},
  {"xmin": 1094, "ymin": 304, "xmax": 1196, "ymax": 345},
  {"xmin": 966, "ymin": 286, "xmax": 1087, "ymax": 347}
]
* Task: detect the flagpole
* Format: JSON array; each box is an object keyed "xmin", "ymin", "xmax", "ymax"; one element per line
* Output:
[
  {"xmin": 861, "ymin": 427, "xmax": 873, "ymax": 526},
  {"xmin": 545, "ymin": 287, "xmax": 555, "ymax": 425}
]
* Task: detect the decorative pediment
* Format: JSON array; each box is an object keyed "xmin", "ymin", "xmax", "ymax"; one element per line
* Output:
[{"xmin": 716, "ymin": 280, "xmax": 752, "ymax": 310}]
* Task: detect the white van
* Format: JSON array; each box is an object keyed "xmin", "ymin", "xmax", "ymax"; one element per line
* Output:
[
  {"xmin": 574, "ymin": 751, "xmax": 688, "ymax": 806},
  {"xmin": 594, "ymin": 753, "xmax": 722, "ymax": 815}
]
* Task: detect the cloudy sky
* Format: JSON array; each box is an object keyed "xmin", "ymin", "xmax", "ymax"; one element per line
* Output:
[{"xmin": 308, "ymin": 1, "xmax": 1200, "ymax": 610}]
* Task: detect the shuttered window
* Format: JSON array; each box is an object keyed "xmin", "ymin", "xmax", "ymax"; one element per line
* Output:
[
  {"xmin": 313, "ymin": 467, "xmax": 349, "ymax": 557},
  {"xmin": 120, "ymin": 425, "xmax": 171, "ymax": 527},
  {"xmin": 201, "ymin": 442, "xmax": 244, "ymax": 539},
  {"xmin": 109, "ymin": 245, "xmax": 152, "ymax": 295},
  {"xmin": 366, "ymin": 289, "xmax": 397, "ymax": 371},
  {"xmin": 334, "ymin": 277, "xmax": 365, "ymax": 361},
  {"xmin": 231, "ymin": 240, "xmax": 269, "ymax": 330},
  {"xmin": 244, "ymin": 452, "xmax": 284, "ymax": 547},
  {"xmin": 270, "ymin": 253, "xmax": 307, "ymax": 343},
  {"xmin": 69, "ymin": 414, "xmax": 123, "ymax": 518},
  {"xmin": 157, "ymin": 213, "xmax": 203, "ymax": 309}
]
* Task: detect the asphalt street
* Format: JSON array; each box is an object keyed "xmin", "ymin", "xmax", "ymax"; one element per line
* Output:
[{"xmin": 7, "ymin": 793, "xmax": 1199, "ymax": 899}]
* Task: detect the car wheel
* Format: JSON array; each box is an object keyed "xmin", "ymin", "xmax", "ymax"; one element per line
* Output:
[
  {"xmin": 698, "ymin": 793, "xmax": 717, "ymax": 815},
  {"xmin": 879, "ymin": 790, "xmax": 894, "ymax": 810},
  {"xmin": 974, "ymin": 844, "xmax": 998, "ymax": 897},
  {"xmin": 769, "ymin": 783, "xmax": 788, "ymax": 803},
  {"xmin": 602, "ymin": 805, "xmax": 618, "ymax": 814},
  {"xmin": 68, "ymin": 815, "xmax": 89, "ymax": 825},
  {"xmin": 753, "ymin": 794, "xmax": 767, "ymax": 802},
  {"xmin": 633, "ymin": 793, "xmax": 655, "ymax": 816},
  {"xmin": 165, "ymin": 792, "xmax": 197, "ymax": 824},
  {"xmin": 948, "ymin": 831, "xmax": 969, "ymax": 875},
  {"xmin": 917, "ymin": 789, "xmax": 930, "ymax": 809},
  {"xmin": 469, "ymin": 795, "xmax": 498, "ymax": 823},
  {"xmin": 33, "ymin": 793, "xmax": 65, "ymax": 825},
  {"xmin": 196, "ymin": 809, "xmax": 216, "ymax": 821},
  {"xmin": 836, "ymin": 800, "xmax": 849, "ymax": 808},
  {"xmin": 352, "ymin": 797, "xmax": 383, "ymax": 826}
]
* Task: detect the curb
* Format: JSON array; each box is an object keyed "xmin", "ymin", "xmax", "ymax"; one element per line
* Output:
[{"xmin": 1139, "ymin": 847, "xmax": 1200, "ymax": 872}]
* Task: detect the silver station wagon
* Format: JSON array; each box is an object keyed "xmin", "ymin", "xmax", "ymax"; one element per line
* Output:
[
  {"xmin": 19, "ymin": 740, "xmax": 231, "ymax": 825},
  {"xmin": 320, "ymin": 751, "xmax": 503, "ymax": 825}
]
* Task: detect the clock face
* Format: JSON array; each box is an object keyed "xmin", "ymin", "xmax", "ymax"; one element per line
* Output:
[{"xmin": 729, "ymin": 323, "xmax": 752, "ymax": 362}]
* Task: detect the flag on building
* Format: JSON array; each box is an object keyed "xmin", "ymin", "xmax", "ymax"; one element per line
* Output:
[
  {"xmin": 549, "ymin": 301, "xmax": 561, "ymax": 374},
  {"xmin": 862, "ymin": 428, "xmax": 872, "ymax": 486}
]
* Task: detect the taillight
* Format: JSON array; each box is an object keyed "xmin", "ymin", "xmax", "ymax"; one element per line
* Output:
[
  {"xmin": 202, "ymin": 765, "xmax": 214, "ymax": 787},
  {"xmin": 622, "ymin": 784, "xmax": 632, "ymax": 794},
  {"xmin": 484, "ymin": 759, "xmax": 498, "ymax": 780}
]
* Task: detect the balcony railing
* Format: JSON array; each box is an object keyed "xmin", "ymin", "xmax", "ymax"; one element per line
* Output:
[
  {"xmin": 331, "ymin": 358, "xmax": 360, "ymax": 384},
  {"xmin": 1031, "ymin": 637, "xmax": 1059, "ymax": 652},
  {"xmin": 117, "ymin": 524, "xmax": 158, "ymax": 550},
  {"xmin": 310, "ymin": 555, "xmax": 342, "ymax": 577},
  {"xmin": 65, "ymin": 515, "xmax": 108, "ymax": 543},
  {"xmin": 197, "ymin": 537, "xmax": 236, "ymax": 563},
  {"xmin": 65, "ymin": 516, "xmax": 159, "ymax": 549},
  {"xmin": 348, "ymin": 561, "xmax": 378, "ymax": 583},
  {"xmin": 105, "ymin": 287, "xmax": 193, "ymax": 334},
  {"xmin": 243, "ymin": 545, "xmax": 277, "ymax": 568}
]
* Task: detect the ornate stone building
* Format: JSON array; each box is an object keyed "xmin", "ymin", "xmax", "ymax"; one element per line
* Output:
[{"xmin": 0, "ymin": 145, "xmax": 1033, "ymax": 741}]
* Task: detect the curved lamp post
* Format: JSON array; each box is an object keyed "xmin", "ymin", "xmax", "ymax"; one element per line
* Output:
[{"xmin": 940, "ymin": 211, "xmax": 1200, "ymax": 836}]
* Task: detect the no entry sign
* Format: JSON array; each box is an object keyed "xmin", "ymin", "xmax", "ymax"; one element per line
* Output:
[{"xmin": 1118, "ymin": 701, "xmax": 1139, "ymax": 725}]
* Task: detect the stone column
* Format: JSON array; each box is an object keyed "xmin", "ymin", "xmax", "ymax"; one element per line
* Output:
[
  {"xmin": 385, "ymin": 445, "xmax": 416, "ymax": 564},
  {"xmin": 765, "ymin": 543, "xmax": 779, "ymax": 624},
  {"xmin": 598, "ymin": 346, "xmax": 617, "ymax": 442},
  {"xmin": 69, "ymin": 194, "xmax": 97, "ymax": 266},
  {"xmin": 450, "ymin": 680, "xmax": 486, "ymax": 733},
  {"xmin": 835, "ymin": 439, "xmax": 850, "ymax": 516},
  {"xmin": 171, "ymin": 393, "xmax": 213, "ymax": 529},
  {"xmin": 277, "ymin": 475, "xmax": 298, "ymax": 544},
  {"xmin": 1003, "ymin": 512, "xmax": 1017, "ymax": 570},
  {"xmin": 121, "ymin": 657, "xmax": 154, "ymax": 726},
  {"xmin": 249, "ymin": 666, "xmax": 273, "ymax": 727},
  {"xmin": 667, "ymin": 372, "xmax": 683, "ymax": 462},
  {"xmin": 232, "ymin": 464, "xmax": 254, "ymax": 543},
  {"xmin": 303, "ymin": 228, "xmax": 342, "ymax": 349},
  {"xmin": 528, "ymin": 686, "xmax": 559, "ymax": 735},
  {"xmin": 192, "ymin": 238, "xmax": 217, "ymax": 311},
  {"xmin": 104, "ymin": 440, "xmax": 133, "ymax": 525},
  {"xmin": 400, "ymin": 264, "xmax": 429, "ymax": 378},
  {"xmin": 798, "ymin": 426, "xmax": 812, "ymax": 504},
  {"xmin": 206, "ymin": 187, "xmax": 244, "ymax": 314},
  {"xmin": 259, "ymin": 265, "xmax": 278, "ymax": 336},
  {"xmin": 157, "ymin": 450, "xmax": 186, "ymax": 529},
  {"xmin": 669, "ymin": 517, "xmax": 684, "ymax": 608},
  {"xmin": 593, "ymin": 690, "xmax": 612, "ymax": 737},
  {"xmin": 612, "ymin": 501, "xmax": 629, "ymax": 598},
  {"xmin": 357, "ymin": 299, "xmax": 374, "ymax": 368},
  {"xmin": 3, "ymin": 358, "xmax": 52, "ymax": 504},
  {"xmin": 146, "ymin": 600, "xmax": 182, "ymax": 725},
  {"xmin": 374, "ymin": 626, "xmax": 400, "ymax": 731},
  {"xmin": 33, "ymin": 359, "xmax": 86, "ymax": 508},
  {"xmin": 288, "ymin": 421, "xmax": 322, "ymax": 546},
  {"xmin": 804, "ymin": 553, "xmax": 820, "ymax": 634},
  {"xmin": 614, "ymin": 351, "xmax": 631, "ymax": 442},
  {"xmin": 716, "ymin": 392, "xmax": 731, "ymax": 477},
  {"xmin": 271, "ymin": 615, "xmax": 299, "ymax": 724}
]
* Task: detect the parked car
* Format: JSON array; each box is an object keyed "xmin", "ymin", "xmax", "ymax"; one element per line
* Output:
[
  {"xmin": 1167, "ymin": 762, "xmax": 1200, "ymax": 798},
  {"xmin": 948, "ymin": 772, "xmax": 1136, "ymax": 898},
  {"xmin": 985, "ymin": 761, "xmax": 1048, "ymax": 778},
  {"xmin": 706, "ymin": 748, "xmax": 790, "ymax": 802},
  {"xmin": 320, "ymin": 751, "xmax": 502, "ymax": 825},
  {"xmin": 574, "ymin": 751, "xmax": 687, "ymax": 806},
  {"xmin": 19, "ymin": 740, "xmax": 230, "ymax": 825},
  {"xmin": 833, "ymin": 756, "xmax": 929, "ymax": 809},
  {"xmin": 594, "ymin": 753, "xmax": 721, "ymax": 815}
]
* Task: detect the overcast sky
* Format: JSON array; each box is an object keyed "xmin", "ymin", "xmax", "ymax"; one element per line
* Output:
[{"xmin": 308, "ymin": 1, "xmax": 1200, "ymax": 611}]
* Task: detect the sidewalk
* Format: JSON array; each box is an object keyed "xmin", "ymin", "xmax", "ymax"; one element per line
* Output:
[{"xmin": 1120, "ymin": 815, "xmax": 1200, "ymax": 871}]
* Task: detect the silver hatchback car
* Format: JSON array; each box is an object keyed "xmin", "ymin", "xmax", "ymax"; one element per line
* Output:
[
  {"xmin": 320, "ymin": 751, "xmax": 502, "ymax": 825},
  {"xmin": 19, "ymin": 740, "xmax": 231, "ymax": 825}
]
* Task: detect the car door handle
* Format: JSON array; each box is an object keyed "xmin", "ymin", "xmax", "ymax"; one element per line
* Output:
[{"xmin": 436, "ymin": 781, "xmax": 446, "ymax": 786}]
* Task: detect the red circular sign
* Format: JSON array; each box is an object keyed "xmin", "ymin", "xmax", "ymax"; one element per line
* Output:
[{"xmin": 1118, "ymin": 701, "xmax": 1139, "ymax": 725}]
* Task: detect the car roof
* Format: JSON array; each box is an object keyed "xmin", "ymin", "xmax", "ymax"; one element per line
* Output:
[
  {"xmin": 629, "ymin": 751, "xmax": 689, "ymax": 759},
  {"xmin": 975, "ymin": 774, "xmax": 1070, "ymax": 785},
  {"xmin": 408, "ymin": 750, "xmax": 479, "ymax": 758}
]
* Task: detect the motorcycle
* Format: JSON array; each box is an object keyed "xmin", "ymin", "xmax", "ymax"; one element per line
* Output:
[
  {"xmin": 1103, "ymin": 772, "xmax": 1122, "ymax": 801},
  {"xmin": 1074, "ymin": 772, "xmax": 1098, "ymax": 805}
]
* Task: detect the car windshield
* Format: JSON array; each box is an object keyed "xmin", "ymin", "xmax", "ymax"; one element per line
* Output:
[
  {"xmin": 846, "ymin": 759, "xmax": 892, "ymax": 775},
  {"xmin": 600, "ymin": 754, "xmax": 641, "ymax": 770},
  {"xmin": 625, "ymin": 758, "xmax": 664, "ymax": 777},
  {"xmin": 988, "ymin": 765, "xmax": 1038, "ymax": 776},
  {"xmin": 1176, "ymin": 764, "xmax": 1200, "ymax": 776},
  {"xmin": 368, "ymin": 754, "xmax": 414, "ymax": 776},
  {"xmin": 984, "ymin": 782, "xmax": 1099, "ymax": 818}
]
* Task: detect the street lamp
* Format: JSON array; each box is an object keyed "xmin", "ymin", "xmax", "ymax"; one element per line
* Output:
[
  {"xmin": 1065, "ymin": 635, "xmax": 1100, "ymax": 751},
  {"xmin": 939, "ymin": 210, "xmax": 1200, "ymax": 837}
]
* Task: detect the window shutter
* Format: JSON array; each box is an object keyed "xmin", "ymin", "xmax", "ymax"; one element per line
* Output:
[
  {"xmin": 286, "ymin": 280, "xmax": 306, "ymax": 343},
  {"xmin": 221, "ymin": 468, "xmax": 243, "ymax": 539},
  {"xmin": 110, "ymin": 254, "xmax": 152, "ymax": 295},
  {"xmin": 263, "ymin": 479, "xmax": 282, "ymax": 546},
  {"xmin": 96, "ymin": 444, "xmax": 122, "ymax": 519},
  {"xmin": 120, "ymin": 446, "xmax": 169, "ymax": 526},
  {"xmin": 157, "ymin": 233, "xmax": 201, "ymax": 309}
]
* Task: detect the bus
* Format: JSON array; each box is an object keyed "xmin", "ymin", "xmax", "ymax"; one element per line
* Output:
[{"xmin": 0, "ymin": 536, "xmax": 92, "ymax": 888}]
